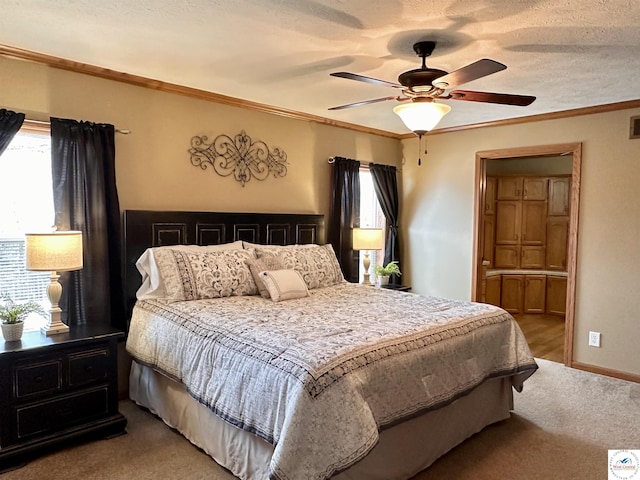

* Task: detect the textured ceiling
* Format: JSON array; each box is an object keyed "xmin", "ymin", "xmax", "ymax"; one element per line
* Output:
[{"xmin": 1, "ymin": 0, "xmax": 639, "ymax": 134}]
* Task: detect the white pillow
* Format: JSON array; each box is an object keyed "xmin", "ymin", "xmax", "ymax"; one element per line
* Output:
[
  {"xmin": 135, "ymin": 241, "xmax": 244, "ymax": 299},
  {"xmin": 259, "ymin": 269, "xmax": 310, "ymax": 302}
]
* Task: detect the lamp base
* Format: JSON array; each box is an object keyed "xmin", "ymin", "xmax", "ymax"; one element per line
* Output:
[
  {"xmin": 42, "ymin": 306, "xmax": 69, "ymax": 336},
  {"xmin": 42, "ymin": 322, "xmax": 70, "ymax": 336},
  {"xmin": 361, "ymin": 252, "xmax": 373, "ymax": 286}
]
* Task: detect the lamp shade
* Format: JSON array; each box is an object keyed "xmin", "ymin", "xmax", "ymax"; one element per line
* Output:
[
  {"xmin": 352, "ymin": 228, "xmax": 384, "ymax": 251},
  {"xmin": 25, "ymin": 231, "xmax": 83, "ymax": 272},
  {"xmin": 393, "ymin": 100, "xmax": 451, "ymax": 134}
]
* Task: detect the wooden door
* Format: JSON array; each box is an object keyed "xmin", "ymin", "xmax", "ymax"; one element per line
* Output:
[
  {"xmin": 547, "ymin": 276, "xmax": 568, "ymax": 315},
  {"xmin": 482, "ymin": 215, "xmax": 495, "ymax": 267},
  {"xmin": 524, "ymin": 275, "xmax": 546, "ymax": 313},
  {"xmin": 497, "ymin": 177, "xmax": 523, "ymax": 200},
  {"xmin": 495, "ymin": 245, "xmax": 520, "ymax": 268},
  {"xmin": 523, "ymin": 177, "xmax": 548, "ymax": 200},
  {"xmin": 485, "ymin": 275, "xmax": 501, "ymax": 307},
  {"xmin": 548, "ymin": 177, "xmax": 571, "ymax": 216},
  {"xmin": 546, "ymin": 217, "xmax": 569, "ymax": 270},
  {"xmin": 521, "ymin": 246, "xmax": 546, "ymax": 269},
  {"xmin": 485, "ymin": 177, "xmax": 496, "ymax": 215},
  {"xmin": 521, "ymin": 201, "xmax": 547, "ymax": 245},
  {"xmin": 495, "ymin": 201, "xmax": 521, "ymax": 245},
  {"xmin": 501, "ymin": 275, "xmax": 524, "ymax": 314}
]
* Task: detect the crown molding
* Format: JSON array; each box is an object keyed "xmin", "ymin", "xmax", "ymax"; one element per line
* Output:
[{"xmin": 0, "ymin": 43, "xmax": 399, "ymax": 139}]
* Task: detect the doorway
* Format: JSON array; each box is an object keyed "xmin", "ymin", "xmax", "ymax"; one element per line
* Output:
[{"xmin": 472, "ymin": 143, "xmax": 582, "ymax": 366}]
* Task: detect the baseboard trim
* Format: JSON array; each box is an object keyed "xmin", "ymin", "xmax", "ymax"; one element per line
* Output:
[{"xmin": 570, "ymin": 361, "xmax": 640, "ymax": 384}]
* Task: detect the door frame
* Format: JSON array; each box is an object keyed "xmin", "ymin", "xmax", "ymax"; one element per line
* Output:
[{"xmin": 472, "ymin": 143, "xmax": 582, "ymax": 366}]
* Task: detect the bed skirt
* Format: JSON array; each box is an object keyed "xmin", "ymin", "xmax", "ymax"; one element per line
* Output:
[{"xmin": 130, "ymin": 361, "xmax": 514, "ymax": 480}]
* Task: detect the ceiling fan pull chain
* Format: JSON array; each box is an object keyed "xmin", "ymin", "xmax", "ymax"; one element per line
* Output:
[{"xmin": 417, "ymin": 134, "xmax": 429, "ymax": 166}]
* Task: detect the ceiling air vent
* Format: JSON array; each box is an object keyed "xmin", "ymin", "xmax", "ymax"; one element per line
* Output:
[{"xmin": 630, "ymin": 115, "xmax": 640, "ymax": 139}]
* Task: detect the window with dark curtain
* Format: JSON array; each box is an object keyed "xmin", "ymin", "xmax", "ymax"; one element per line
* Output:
[
  {"xmin": 0, "ymin": 109, "xmax": 25, "ymax": 156},
  {"xmin": 50, "ymin": 117, "xmax": 125, "ymax": 330},
  {"xmin": 328, "ymin": 157, "xmax": 360, "ymax": 283},
  {"xmin": 369, "ymin": 163, "xmax": 401, "ymax": 285}
]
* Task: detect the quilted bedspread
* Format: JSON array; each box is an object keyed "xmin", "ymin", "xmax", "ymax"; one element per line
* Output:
[{"xmin": 126, "ymin": 283, "xmax": 537, "ymax": 480}]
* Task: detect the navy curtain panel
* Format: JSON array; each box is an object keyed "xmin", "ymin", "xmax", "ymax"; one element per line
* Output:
[
  {"xmin": 50, "ymin": 117, "xmax": 125, "ymax": 330},
  {"xmin": 328, "ymin": 157, "xmax": 361, "ymax": 283},
  {"xmin": 0, "ymin": 109, "xmax": 25, "ymax": 156},
  {"xmin": 369, "ymin": 162, "xmax": 401, "ymax": 285}
]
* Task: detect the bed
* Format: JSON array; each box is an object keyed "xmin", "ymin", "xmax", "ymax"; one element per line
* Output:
[{"xmin": 123, "ymin": 210, "xmax": 537, "ymax": 480}]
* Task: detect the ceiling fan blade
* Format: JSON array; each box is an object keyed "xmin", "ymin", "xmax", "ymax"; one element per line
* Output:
[
  {"xmin": 449, "ymin": 90, "xmax": 536, "ymax": 106},
  {"xmin": 328, "ymin": 96, "xmax": 401, "ymax": 110},
  {"xmin": 330, "ymin": 72, "xmax": 402, "ymax": 89},
  {"xmin": 433, "ymin": 59, "xmax": 507, "ymax": 88}
]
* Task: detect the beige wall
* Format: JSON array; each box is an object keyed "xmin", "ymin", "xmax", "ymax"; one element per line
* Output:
[
  {"xmin": 401, "ymin": 108, "xmax": 640, "ymax": 376},
  {"xmin": 0, "ymin": 56, "xmax": 401, "ymax": 221},
  {"xmin": 2, "ymin": 54, "xmax": 638, "ymax": 378}
]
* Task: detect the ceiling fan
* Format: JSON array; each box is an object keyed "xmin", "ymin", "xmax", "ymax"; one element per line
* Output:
[{"xmin": 329, "ymin": 41, "xmax": 536, "ymax": 136}]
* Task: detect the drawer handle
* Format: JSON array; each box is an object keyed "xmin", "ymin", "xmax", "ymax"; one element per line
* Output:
[
  {"xmin": 34, "ymin": 376, "xmax": 43, "ymax": 383},
  {"xmin": 55, "ymin": 407, "xmax": 73, "ymax": 417},
  {"xmin": 85, "ymin": 365, "xmax": 94, "ymax": 372}
]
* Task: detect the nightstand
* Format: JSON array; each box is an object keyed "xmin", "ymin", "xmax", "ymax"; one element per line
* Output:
[
  {"xmin": 380, "ymin": 284, "xmax": 412, "ymax": 292},
  {"xmin": 0, "ymin": 325, "xmax": 127, "ymax": 470}
]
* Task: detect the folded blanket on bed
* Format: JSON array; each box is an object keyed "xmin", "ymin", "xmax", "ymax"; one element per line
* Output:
[{"xmin": 126, "ymin": 283, "xmax": 537, "ymax": 480}]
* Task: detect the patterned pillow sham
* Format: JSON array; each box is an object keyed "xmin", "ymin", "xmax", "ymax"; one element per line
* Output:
[
  {"xmin": 246, "ymin": 253, "xmax": 287, "ymax": 298},
  {"xmin": 259, "ymin": 269, "xmax": 310, "ymax": 302},
  {"xmin": 135, "ymin": 241, "xmax": 244, "ymax": 300},
  {"xmin": 153, "ymin": 248, "xmax": 258, "ymax": 302},
  {"xmin": 257, "ymin": 244, "xmax": 345, "ymax": 290}
]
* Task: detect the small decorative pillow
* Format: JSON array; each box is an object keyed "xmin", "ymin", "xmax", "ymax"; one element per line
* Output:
[
  {"xmin": 259, "ymin": 269, "xmax": 310, "ymax": 302},
  {"xmin": 264, "ymin": 244, "xmax": 345, "ymax": 289},
  {"xmin": 153, "ymin": 248, "xmax": 258, "ymax": 302},
  {"xmin": 246, "ymin": 253, "xmax": 287, "ymax": 298}
]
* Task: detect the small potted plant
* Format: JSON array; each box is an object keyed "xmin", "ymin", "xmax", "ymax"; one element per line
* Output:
[
  {"xmin": 0, "ymin": 295, "xmax": 45, "ymax": 342},
  {"xmin": 373, "ymin": 261, "xmax": 402, "ymax": 287}
]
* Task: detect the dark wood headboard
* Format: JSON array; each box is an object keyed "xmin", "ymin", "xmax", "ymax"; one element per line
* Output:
[{"xmin": 122, "ymin": 210, "xmax": 325, "ymax": 321}]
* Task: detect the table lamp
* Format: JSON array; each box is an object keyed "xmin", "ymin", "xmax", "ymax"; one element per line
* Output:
[
  {"xmin": 352, "ymin": 228, "xmax": 383, "ymax": 286},
  {"xmin": 25, "ymin": 231, "xmax": 83, "ymax": 336}
]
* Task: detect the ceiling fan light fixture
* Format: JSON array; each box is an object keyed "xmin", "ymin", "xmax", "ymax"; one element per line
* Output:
[{"xmin": 393, "ymin": 100, "xmax": 451, "ymax": 135}]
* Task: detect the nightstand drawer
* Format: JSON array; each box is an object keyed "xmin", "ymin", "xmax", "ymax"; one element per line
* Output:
[
  {"xmin": 15, "ymin": 360, "xmax": 62, "ymax": 398},
  {"xmin": 15, "ymin": 386, "xmax": 109, "ymax": 440},
  {"xmin": 68, "ymin": 348, "xmax": 109, "ymax": 387}
]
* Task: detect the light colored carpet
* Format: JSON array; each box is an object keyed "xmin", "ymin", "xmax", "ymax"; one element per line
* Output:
[{"xmin": 3, "ymin": 359, "xmax": 639, "ymax": 479}]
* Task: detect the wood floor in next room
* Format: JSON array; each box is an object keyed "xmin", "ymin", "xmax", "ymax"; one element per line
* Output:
[{"xmin": 513, "ymin": 313, "xmax": 565, "ymax": 363}]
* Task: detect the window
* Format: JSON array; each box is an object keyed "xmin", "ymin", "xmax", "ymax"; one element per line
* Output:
[
  {"xmin": 358, "ymin": 168, "xmax": 386, "ymax": 280},
  {"xmin": 0, "ymin": 127, "xmax": 54, "ymax": 331}
]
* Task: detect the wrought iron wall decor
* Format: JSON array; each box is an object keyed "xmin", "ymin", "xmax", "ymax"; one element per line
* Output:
[{"xmin": 189, "ymin": 130, "xmax": 288, "ymax": 187}]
